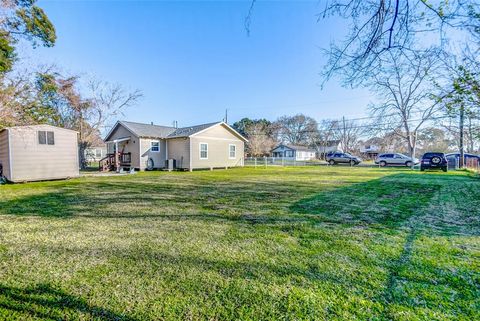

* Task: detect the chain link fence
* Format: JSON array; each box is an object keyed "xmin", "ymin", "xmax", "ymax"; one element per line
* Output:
[{"xmin": 244, "ymin": 157, "xmax": 322, "ymax": 167}]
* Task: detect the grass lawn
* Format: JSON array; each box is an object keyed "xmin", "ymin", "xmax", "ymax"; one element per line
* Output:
[{"xmin": 0, "ymin": 167, "xmax": 478, "ymax": 320}]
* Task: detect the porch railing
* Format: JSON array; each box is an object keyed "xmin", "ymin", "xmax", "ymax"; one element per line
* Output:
[{"xmin": 99, "ymin": 152, "xmax": 132, "ymax": 172}]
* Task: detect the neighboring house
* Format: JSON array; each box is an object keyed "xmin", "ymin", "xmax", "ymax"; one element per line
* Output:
[
  {"xmin": 0, "ymin": 125, "xmax": 79, "ymax": 183},
  {"xmin": 103, "ymin": 120, "xmax": 247, "ymax": 171},
  {"xmin": 360, "ymin": 144, "xmax": 380, "ymax": 159},
  {"xmin": 84, "ymin": 146, "xmax": 107, "ymax": 162},
  {"xmin": 317, "ymin": 140, "xmax": 342, "ymax": 159},
  {"xmin": 271, "ymin": 144, "xmax": 316, "ymax": 161}
]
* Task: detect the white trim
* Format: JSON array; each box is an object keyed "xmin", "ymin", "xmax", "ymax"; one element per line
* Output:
[
  {"xmin": 104, "ymin": 121, "xmax": 137, "ymax": 142},
  {"xmin": 7, "ymin": 129, "xmax": 13, "ymax": 181},
  {"xmin": 199, "ymin": 142, "xmax": 208, "ymax": 160},
  {"xmin": 189, "ymin": 138, "xmax": 192, "ymax": 169},
  {"xmin": 150, "ymin": 140, "xmax": 160, "ymax": 152},
  {"xmin": 105, "ymin": 136, "xmax": 131, "ymax": 144},
  {"xmin": 228, "ymin": 144, "xmax": 236, "ymax": 159}
]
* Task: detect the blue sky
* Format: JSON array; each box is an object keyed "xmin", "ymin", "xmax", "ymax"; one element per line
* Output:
[{"xmin": 29, "ymin": 0, "xmax": 375, "ymax": 128}]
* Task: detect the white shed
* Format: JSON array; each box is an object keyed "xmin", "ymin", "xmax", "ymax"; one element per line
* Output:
[{"xmin": 0, "ymin": 125, "xmax": 79, "ymax": 183}]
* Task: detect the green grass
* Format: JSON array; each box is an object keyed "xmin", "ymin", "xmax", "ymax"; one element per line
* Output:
[{"xmin": 0, "ymin": 167, "xmax": 478, "ymax": 320}]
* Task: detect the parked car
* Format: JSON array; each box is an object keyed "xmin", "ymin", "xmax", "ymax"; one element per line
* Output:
[
  {"xmin": 326, "ymin": 152, "xmax": 362, "ymax": 165},
  {"xmin": 375, "ymin": 153, "xmax": 419, "ymax": 167},
  {"xmin": 420, "ymin": 152, "xmax": 448, "ymax": 172}
]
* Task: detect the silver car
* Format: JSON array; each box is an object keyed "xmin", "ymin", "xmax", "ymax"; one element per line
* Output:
[
  {"xmin": 326, "ymin": 152, "xmax": 362, "ymax": 165},
  {"xmin": 375, "ymin": 153, "xmax": 419, "ymax": 167}
]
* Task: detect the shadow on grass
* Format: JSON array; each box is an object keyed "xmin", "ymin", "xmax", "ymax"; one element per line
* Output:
[{"xmin": 0, "ymin": 283, "xmax": 137, "ymax": 320}]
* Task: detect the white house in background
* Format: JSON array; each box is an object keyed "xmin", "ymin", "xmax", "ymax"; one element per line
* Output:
[
  {"xmin": 84, "ymin": 146, "xmax": 107, "ymax": 163},
  {"xmin": 317, "ymin": 140, "xmax": 343, "ymax": 158},
  {"xmin": 0, "ymin": 125, "xmax": 79, "ymax": 183},
  {"xmin": 271, "ymin": 144, "xmax": 316, "ymax": 161},
  {"xmin": 360, "ymin": 144, "xmax": 380, "ymax": 159},
  {"xmin": 103, "ymin": 120, "xmax": 247, "ymax": 171}
]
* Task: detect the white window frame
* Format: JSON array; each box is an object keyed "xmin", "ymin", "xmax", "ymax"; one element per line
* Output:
[
  {"xmin": 199, "ymin": 143, "xmax": 208, "ymax": 160},
  {"xmin": 151, "ymin": 141, "xmax": 160, "ymax": 152},
  {"xmin": 229, "ymin": 144, "xmax": 236, "ymax": 159}
]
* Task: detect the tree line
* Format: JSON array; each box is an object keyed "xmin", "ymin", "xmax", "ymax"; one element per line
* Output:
[{"xmin": 233, "ymin": 112, "xmax": 479, "ymax": 158}]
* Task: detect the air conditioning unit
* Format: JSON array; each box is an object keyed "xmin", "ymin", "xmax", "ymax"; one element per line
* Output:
[{"xmin": 165, "ymin": 159, "xmax": 176, "ymax": 171}]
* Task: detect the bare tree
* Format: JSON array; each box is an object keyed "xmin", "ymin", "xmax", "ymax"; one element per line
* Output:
[
  {"xmin": 339, "ymin": 117, "xmax": 363, "ymax": 153},
  {"xmin": 368, "ymin": 51, "xmax": 445, "ymax": 161},
  {"xmin": 274, "ymin": 114, "xmax": 318, "ymax": 146},
  {"xmin": 244, "ymin": 122, "xmax": 277, "ymax": 157},
  {"xmin": 319, "ymin": 0, "xmax": 480, "ymax": 85},
  {"xmin": 33, "ymin": 72, "xmax": 142, "ymax": 168}
]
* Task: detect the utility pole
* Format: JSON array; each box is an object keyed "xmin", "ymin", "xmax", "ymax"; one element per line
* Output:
[
  {"xmin": 459, "ymin": 103, "xmax": 465, "ymax": 168},
  {"xmin": 342, "ymin": 116, "xmax": 346, "ymax": 152}
]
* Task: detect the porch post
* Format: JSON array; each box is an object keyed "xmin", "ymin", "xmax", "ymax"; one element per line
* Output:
[{"xmin": 115, "ymin": 141, "xmax": 119, "ymax": 172}]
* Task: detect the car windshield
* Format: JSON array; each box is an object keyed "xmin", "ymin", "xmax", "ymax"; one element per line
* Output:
[
  {"xmin": 397, "ymin": 153, "xmax": 408, "ymax": 158},
  {"xmin": 344, "ymin": 153, "xmax": 352, "ymax": 157}
]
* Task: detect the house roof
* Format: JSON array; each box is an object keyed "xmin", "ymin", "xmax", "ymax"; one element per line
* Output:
[
  {"xmin": 273, "ymin": 144, "xmax": 316, "ymax": 152},
  {"xmin": 119, "ymin": 121, "xmax": 176, "ymax": 139},
  {"xmin": 167, "ymin": 122, "xmax": 221, "ymax": 138},
  {"xmin": 105, "ymin": 120, "xmax": 247, "ymax": 142}
]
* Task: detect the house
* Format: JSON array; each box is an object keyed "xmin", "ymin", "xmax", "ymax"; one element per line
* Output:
[
  {"xmin": 84, "ymin": 146, "xmax": 107, "ymax": 163},
  {"xmin": 103, "ymin": 120, "xmax": 247, "ymax": 171},
  {"xmin": 0, "ymin": 125, "xmax": 79, "ymax": 183},
  {"xmin": 271, "ymin": 144, "xmax": 316, "ymax": 161},
  {"xmin": 360, "ymin": 144, "xmax": 380, "ymax": 159},
  {"xmin": 317, "ymin": 140, "xmax": 342, "ymax": 159},
  {"xmin": 84, "ymin": 133, "xmax": 107, "ymax": 163}
]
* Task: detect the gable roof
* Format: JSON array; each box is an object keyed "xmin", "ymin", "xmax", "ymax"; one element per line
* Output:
[
  {"xmin": 104, "ymin": 120, "xmax": 248, "ymax": 142},
  {"xmin": 167, "ymin": 122, "xmax": 221, "ymax": 139}
]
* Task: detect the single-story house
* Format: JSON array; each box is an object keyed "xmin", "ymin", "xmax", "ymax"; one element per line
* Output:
[
  {"xmin": 271, "ymin": 144, "xmax": 316, "ymax": 161},
  {"xmin": 317, "ymin": 140, "xmax": 343, "ymax": 158},
  {"xmin": 0, "ymin": 125, "xmax": 79, "ymax": 183},
  {"xmin": 103, "ymin": 120, "xmax": 247, "ymax": 171},
  {"xmin": 84, "ymin": 146, "xmax": 107, "ymax": 163}
]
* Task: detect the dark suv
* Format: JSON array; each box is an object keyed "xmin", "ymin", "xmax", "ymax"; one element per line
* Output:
[
  {"xmin": 420, "ymin": 152, "xmax": 448, "ymax": 172},
  {"xmin": 326, "ymin": 152, "xmax": 362, "ymax": 166}
]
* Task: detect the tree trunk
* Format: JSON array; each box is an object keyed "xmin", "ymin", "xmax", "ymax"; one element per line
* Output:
[
  {"xmin": 459, "ymin": 104, "xmax": 465, "ymax": 168},
  {"xmin": 78, "ymin": 142, "xmax": 88, "ymax": 170}
]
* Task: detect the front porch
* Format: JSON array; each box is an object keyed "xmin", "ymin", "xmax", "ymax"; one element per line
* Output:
[{"xmin": 100, "ymin": 137, "xmax": 133, "ymax": 172}]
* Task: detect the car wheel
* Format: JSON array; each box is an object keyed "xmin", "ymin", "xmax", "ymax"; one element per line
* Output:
[
  {"xmin": 420, "ymin": 166, "xmax": 425, "ymax": 172},
  {"xmin": 350, "ymin": 160, "xmax": 356, "ymax": 166},
  {"xmin": 442, "ymin": 167, "xmax": 448, "ymax": 172},
  {"xmin": 328, "ymin": 159, "xmax": 335, "ymax": 165},
  {"xmin": 405, "ymin": 161, "xmax": 412, "ymax": 167},
  {"xmin": 379, "ymin": 161, "xmax": 387, "ymax": 167}
]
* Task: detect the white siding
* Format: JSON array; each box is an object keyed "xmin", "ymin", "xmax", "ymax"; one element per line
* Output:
[{"xmin": 8, "ymin": 125, "xmax": 79, "ymax": 182}]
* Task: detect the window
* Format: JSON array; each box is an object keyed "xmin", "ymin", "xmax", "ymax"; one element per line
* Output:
[
  {"xmin": 38, "ymin": 131, "xmax": 54, "ymax": 145},
  {"xmin": 151, "ymin": 141, "xmax": 160, "ymax": 152},
  {"xmin": 95, "ymin": 149, "xmax": 102, "ymax": 158},
  {"xmin": 229, "ymin": 144, "xmax": 236, "ymax": 158},
  {"xmin": 200, "ymin": 143, "xmax": 208, "ymax": 159}
]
